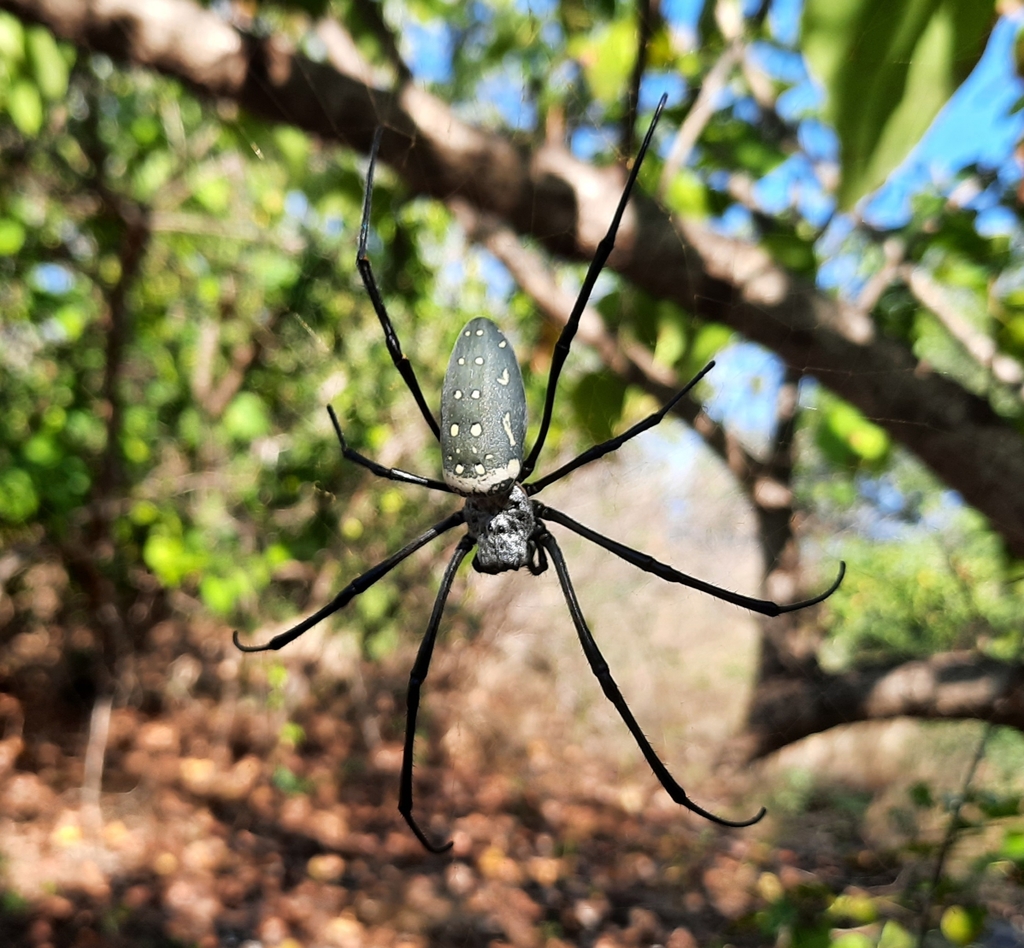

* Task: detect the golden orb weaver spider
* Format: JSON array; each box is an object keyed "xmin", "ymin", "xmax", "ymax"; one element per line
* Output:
[{"xmin": 234, "ymin": 95, "xmax": 845, "ymax": 853}]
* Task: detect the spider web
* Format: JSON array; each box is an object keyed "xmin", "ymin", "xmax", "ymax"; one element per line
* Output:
[
  {"xmin": 200, "ymin": 2, "xmax": 1023, "ymax": 795},
  {"xmin": 49, "ymin": 0, "xmax": 1023, "ymax": 844}
]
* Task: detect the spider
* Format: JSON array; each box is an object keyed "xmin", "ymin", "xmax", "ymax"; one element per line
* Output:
[{"xmin": 234, "ymin": 95, "xmax": 845, "ymax": 853}]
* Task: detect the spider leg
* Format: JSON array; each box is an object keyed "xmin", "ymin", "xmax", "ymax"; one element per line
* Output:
[
  {"xmin": 537, "ymin": 503, "xmax": 845, "ymax": 616},
  {"xmin": 232, "ymin": 510, "xmax": 465, "ymax": 653},
  {"xmin": 526, "ymin": 362, "xmax": 715, "ymax": 495},
  {"xmin": 540, "ymin": 529, "xmax": 765, "ymax": 828},
  {"xmin": 521, "ymin": 93, "xmax": 668, "ymax": 481},
  {"xmin": 400, "ymin": 534, "xmax": 475, "ymax": 853},
  {"xmin": 327, "ymin": 406, "xmax": 453, "ymax": 494},
  {"xmin": 357, "ymin": 128, "xmax": 441, "ymax": 441}
]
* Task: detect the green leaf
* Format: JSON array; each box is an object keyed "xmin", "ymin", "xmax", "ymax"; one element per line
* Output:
[
  {"xmin": 222, "ymin": 392, "xmax": 271, "ymax": 443},
  {"xmin": 7, "ymin": 78, "xmax": 42, "ymax": 136},
  {"xmin": 356, "ymin": 584, "xmax": 393, "ymax": 625},
  {"xmin": 829, "ymin": 935, "xmax": 874, "ymax": 948},
  {"xmin": 802, "ymin": 0, "xmax": 993, "ymax": 208},
  {"xmin": 143, "ymin": 533, "xmax": 204, "ymax": 587},
  {"xmin": 762, "ymin": 232, "xmax": 817, "ymax": 276},
  {"xmin": 664, "ymin": 168, "xmax": 709, "ymax": 218},
  {"xmin": 130, "ymin": 114, "xmax": 161, "ymax": 146},
  {"xmin": 192, "ymin": 175, "xmax": 231, "ymax": 215},
  {"xmin": 25, "ymin": 26, "xmax": 68, "ymax": 101},
  {"xmin": 273, "ymin": 125, "xmax": 310, "ymax": 175},
  {"xmin": 571, "ymin": 371, "xmax": 627, "ymax": 444},
  {"xmin": 133, "ymin": 149, "xmax": 176, "ymax": 201},
  {"xmin": 199, "ymin": 574, "xmax": 240, "ymax": 616},
  {"xmin": 940, "ymin": 906, "xmax": 985, "ymax": 946},
  {"xmin": 366, "ymin": 626, "xmax": 399, "ymax": 661},
  {"xmin": 689, "ymin": 323, "xmax": 734, "ymax": 371},
  {"xmin": 569, "ymin": 16, "xmax": 637, "ymax": 107},
  {"xmin": 0, "ymin": 468, "xmax": 38, "ymax": 522},
  {"xmin": 1000, "ymin": 829, "xmax": 1024, "ymax": 863},
  {"xmin": 0, "ymin": 217, "xmax": 25, "ymax": 255},
  {"xmin": 828, "ymin": 893, "xmax": 878, "ymax": 924},
  {"xmin": 22, "ymin": 433, "xmax": 61, "ymax": 467},
  {"xmin": 54, "ymin": 303, "xmax": 87, "ymax": 341},
  {"xmin": 818, "ymin": 401, "xmax": 890, "ymax": 468},
  {"xmin": 877, "ymin": 920, "xmax": 913, "ymax": 948},
  {"xmin": 0, "ymin": 12, "xmax": 24, "ymax": 63}
]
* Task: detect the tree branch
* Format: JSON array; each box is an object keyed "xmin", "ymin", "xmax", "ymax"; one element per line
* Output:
[
  {"xmin": 451, "ymin": 198, "xmax": 757, "ymax": 486},
  {"xmin": 8, "ymin": 0, "xmax": 1024, "ymax": 556},
  {"xmin": 744, "ymin": 651, "xmax": 1024, "ymax": 759}
]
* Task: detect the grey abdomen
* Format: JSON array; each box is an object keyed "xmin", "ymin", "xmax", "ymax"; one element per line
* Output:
[{"xmin": 440, "ymin": 317, "xmax": 527, "ymax": 495}]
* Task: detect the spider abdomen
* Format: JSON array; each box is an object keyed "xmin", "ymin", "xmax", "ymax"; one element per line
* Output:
[{"xmin": 440, "ymin": 317, "xmax": 527, "ymax": 496}]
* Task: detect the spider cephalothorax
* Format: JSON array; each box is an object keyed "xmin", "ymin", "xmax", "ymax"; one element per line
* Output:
[{"xmin": 234, "ymin": 96, "xmax": 845, "ymax": 854}]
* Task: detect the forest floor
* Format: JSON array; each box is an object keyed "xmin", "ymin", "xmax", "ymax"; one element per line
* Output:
[{"xmin": 1, "ymin": 442, "xmax": 1022, "ymax": 948}]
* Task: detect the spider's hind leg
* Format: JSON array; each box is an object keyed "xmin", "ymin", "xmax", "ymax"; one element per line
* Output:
[
  {"xmin": 399, "ymin": 534, "xmax": 475, "ymax": 854},
  {"xmin": 232, "ymin": 510, "xmax": 465, "ymax": 653},
  {"xmin": 540, "ymin": 527, "xmax": 766, "ymax": 829}
]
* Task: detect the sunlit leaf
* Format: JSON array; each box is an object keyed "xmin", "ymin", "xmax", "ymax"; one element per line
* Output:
[
  {"xmin": 7, "ymin": 78, "xmax": 42, "ymax": 135},
  {"xmin": 0, "ymin": 217, "xmax": 25, "ymax": 255},
  {"xmin": 940, "ymin": 906, "xmax": 985, "ymax": 946},
  {"xmin": 200, "ymin": 574, "xmax": 240, "ymax": 616},
  {"xmin": 25, "ymin": 25, "xmax": 68, "ymax": 100},
  {"xmin": 223, "ymin": 392, "xmax": 271, "ymax": 443},
  {"xmin": 569, "ymin": 16, "xmax": 637, "ymax": 108},
  {"xmin": 0, "ymin": 468, "xmax": 39, "ymax": 522},
  {"xmin": 0, "ymin": 12, "xmax": 25, "ymax": 63},
  {"xmin": 802, "ymin": 0, "xmax": 992, "ymax": 208}
]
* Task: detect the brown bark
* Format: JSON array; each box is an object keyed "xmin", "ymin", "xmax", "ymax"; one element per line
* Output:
[
  {"xmin": 4, "ymin": 0, "xmax": 1024, "ymax": 559},
  {"xmin": 744, "ymin": 651, "xmax": 1024, "ymax": 759}
]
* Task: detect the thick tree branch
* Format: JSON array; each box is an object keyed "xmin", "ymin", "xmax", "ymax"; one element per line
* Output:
[
  {"xmin": 451, "ymin": 199, "xmax": 756, "ymax": 486},
  {"xmin": 8, "ymin": 0, "xmax": 1024, "ymax": 555},
  {"xmin": 745, "ymin": 651, "xmax": 1024, "ymax": 759}
]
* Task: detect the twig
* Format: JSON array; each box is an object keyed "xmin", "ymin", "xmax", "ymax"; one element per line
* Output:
[
  {"xmin": 621, "ymin": 0, "xmax": 658, "ymax": 160},
  {"xmin": 855, "ymin": 237, "xmax": 905, "ymax": 313},
  {"xmin": 916, "ymin": 722, "xmax": 993, "ymax": 947},
  {"xmin": 901, "ymin": 263, "xmax": 1024, "ymax": 392},
  {"xmin": 450, "ymin": 198, "xmax": 760, "ymax": 489},
  {"xmin": 82, "ymin": 693, "xmax": 113, "ymax": 833},
  {"xmin": 350, "ymin": 0, "xmax": 412, "ymax": 85},
  {"xmin": 659, "ymin": 41, "xmax": 743, "ymax": 198}
]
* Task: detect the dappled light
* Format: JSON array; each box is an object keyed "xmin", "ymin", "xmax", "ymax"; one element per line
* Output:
[{"xmin": 2, "ymin": 0, "xmax": 1024, "ymax": 946}]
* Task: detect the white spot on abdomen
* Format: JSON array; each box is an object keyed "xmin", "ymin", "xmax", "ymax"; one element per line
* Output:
[
  {"xmin": 497, "ymin": 368, "xmax": 509, "ymax": 386},
  {"xmin": 450, "ymin": 423, "xmax": 459, "ymax": 436},
  {"xmin": 470, "ymin": 423, "xmax": 482, "ymax": 436},
  {"xmin": 502, "ymin": 412, "xmax": 516, "ymax": 447}
]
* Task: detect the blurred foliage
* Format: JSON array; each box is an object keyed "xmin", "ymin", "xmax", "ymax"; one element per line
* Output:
[
  {"xmin": 1, "ymin": 3, "xmax": 1024, "ymax": 947},
  {"xmin": 0, "ymin": 9, "xmax": 486, "ymax": 657},
  {"xmin": 0, "ymin": 1, "xmax": 1021, "ymax": 713}
]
